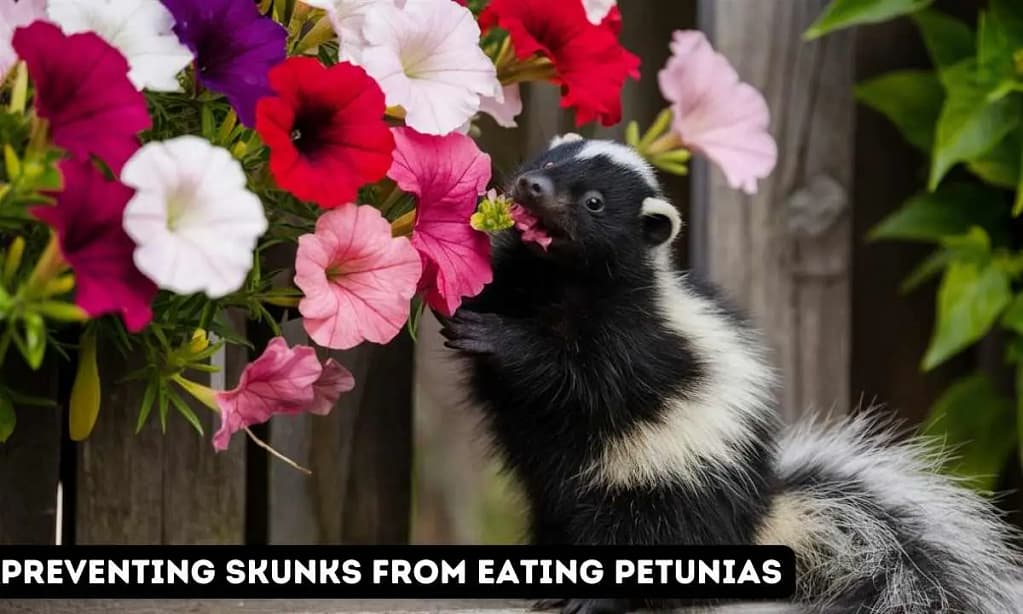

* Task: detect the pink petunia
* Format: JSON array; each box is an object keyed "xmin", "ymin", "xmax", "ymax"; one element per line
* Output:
[
  {"xmin": 294, "ymin": 204, "xmax": 422, "ymax": 350},
  {"xmin": 213, "ymin": 337, "xmax": 355, "ymax": 451},
  {"xmin": 13, "ymin": 21, "xmax": 151, "ymax": 173},
  {"xmin": 657, "ymin": 30, "xmax": 776, "ymax": 195},
  {"xmin": 387, "ymin": 127, "xmax": 493, "ymax": 317},
  {"xmin": 32, "ymin": 159, "xmax": 156, "ymax": 332},
  {"xmin": 0, "ymin": 0, "xmax": 46, "ymax": 80}
]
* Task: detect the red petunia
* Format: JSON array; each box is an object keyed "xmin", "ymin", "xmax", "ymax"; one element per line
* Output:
[
  {"xmin": 255, "ymin": 57, "xmax": 394, "ymax": 208},
  {"xmin": 13, "ymin": 21, "xmax": 151, "ymax": 174},
  {"xmin": 479, "ymin": 0, "xmax": 639, "ymax": 126},
  {"xmin": 32, "ymin": 159, "xmax": 156, "ymax": 332}
]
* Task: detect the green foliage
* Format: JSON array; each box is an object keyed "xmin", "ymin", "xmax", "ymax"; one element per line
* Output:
[
  {"xmin": 814, "ymin": 0, "xmax": 1023, "ymax": 492},
  {"xmin": 922, "ymin": 373, "xmax": 1015, "ymax": 491},
  {"xmin": 0, "ymin": 391, "xmax": 13, "ymax": 443},
  {"xmin": 805, "ymin": 0, "xmax": 933, "ymax": 39}
]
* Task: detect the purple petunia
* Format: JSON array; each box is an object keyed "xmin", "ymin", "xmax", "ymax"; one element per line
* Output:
[{"xmin": 160, "ymin": 0, "xmax": 286, "ymax": 126}]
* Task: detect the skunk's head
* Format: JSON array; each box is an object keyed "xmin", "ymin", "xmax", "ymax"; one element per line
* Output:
[{"xmin": 510, "ymin": 134, "xmax": 681, "ymax": 268}]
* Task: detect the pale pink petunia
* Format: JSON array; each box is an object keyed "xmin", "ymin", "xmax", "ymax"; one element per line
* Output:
[
  {"xmin": 0, "ymin": 0, "xmax": 46, "ymax": 80},
  {"xmin": 657, "ymin": 30, "xmax": 777, "ymax": 195},
  {"xmin": 387, "ymin": 127, "xmax": 493, "ymax": 317},
  {"xmin": 510, "ymin": 203, "xmax": 552, "ymax": 251},
  {"xmin": 213, "ymin": 337, "xmax": 354, "ymax": 451},
  {"xmin": 478, "ymin": 83, "xmax": 523, "ymax": 128},
  {"xmin": 294, "ymin": 204, "xmax": 422, "ymax": 350}
]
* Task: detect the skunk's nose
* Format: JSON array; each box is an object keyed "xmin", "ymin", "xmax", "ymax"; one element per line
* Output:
[{"xmin": 514, "ymin": 172, "xmax": 554, "ymax": 204}]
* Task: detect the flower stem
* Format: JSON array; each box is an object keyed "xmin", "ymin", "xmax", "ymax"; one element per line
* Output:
[
  {"xmin": 245, "ymin": 426, "xmax": 312, "ymax": 474},
  {"xmin": 645, "ymin": 131, "xmax": 684, "ymax": 156}
]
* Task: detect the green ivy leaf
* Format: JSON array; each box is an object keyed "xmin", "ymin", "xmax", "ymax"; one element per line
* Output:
[
  {"xmin": 992, "ymin": 0, "xmax": 1023, "ymax": 49},
  {"xmin": 900, "ymin": 248, "xmax": 951, "ymax": 294},
  {"xmin": 923, "ymin": 373, "xmax": 1015, "ymax": 491},
  {"xmin": 805, "ymin": 0, "xmax": 933, "ymax": 40},
  {"xmin": 967, "ymin": 131, "xmax": 1021, "ymax": 189},
  {"xmin": 930, "ymin": 60, "xmax": 1022, "ymax": 189},
  {"xmin": 870, "ymin": 183, "xmax": 1006, "ymax": 243},
  {"xmin": 923, "ymin": 258, "xmax": 1012, "ymax": 370},
  {"xmin": 912, "ymin": 9, "xmax": 975, "ymax": 75},
  {"xmin": 0, "ymin": 392, "xmax": 14, "ymax": 443},
  {"xmin": 1002, "ymin": 293, "xmax": 1023, "ymax": 334},
  {"xmin": 856, "ymin": 70, "xmax": 943, "ymax": 152}
]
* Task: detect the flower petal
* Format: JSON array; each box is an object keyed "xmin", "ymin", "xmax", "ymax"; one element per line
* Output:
[
  {"xmin": 387, "ymin": 127, "xmax": 492, "ymax": 316},
  {"xmin": 309, "ymin": 358, "xmax": 355, "ymax": 415},
  {"xmin": 295, "ymin": 204, "xmax": 422, "ymax": 350},
  {"xmin": 0, "ymin": 0, "xmax": 47, "ymax": 80}
]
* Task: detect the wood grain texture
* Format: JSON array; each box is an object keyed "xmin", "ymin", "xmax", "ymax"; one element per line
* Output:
[
  {"xmin": 270, "ymin": 318, "xmax": 413, "ymax": 544},
  {"xmin": 694, "ymin": 0, "xmax": 856, "ymax": 421},
  {"xmin": 0, "ymin": 360, "xmax": 60, "ymax": 544},
  {"xmin": 76, "ymin": 341, "xmax": 245, "ymax": 544}
]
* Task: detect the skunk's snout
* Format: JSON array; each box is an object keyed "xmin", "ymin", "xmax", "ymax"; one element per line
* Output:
[{"xmin": 513, "ymin": 172, "xmax": 555, "ymax": 207}]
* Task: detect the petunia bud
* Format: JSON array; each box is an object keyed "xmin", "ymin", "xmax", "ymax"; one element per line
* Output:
[{"xmin": 69, "ymin": 328, "xmax": 101, "ymax": 441}]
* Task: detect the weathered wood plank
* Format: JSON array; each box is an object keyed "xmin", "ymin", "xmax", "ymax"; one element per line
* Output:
[
  {"xmin": 0, "ymin": 360, "xmax": 60, "ymax": 544},
  {"xmin": 76, "ymin": 339, "xmax": 245, "ymax": 544},
  {"xmin": 694, "ymin": 0, "xmax": 856, "ymax": 421},
  {"xmin": 269, "ymin": 318, "xmax": 413, "ymax": 544}
]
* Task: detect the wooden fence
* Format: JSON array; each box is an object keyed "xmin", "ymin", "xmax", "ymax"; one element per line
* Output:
[{"xmin": 0, "ymin": 0, "xmax": 989, "ymax": 546}]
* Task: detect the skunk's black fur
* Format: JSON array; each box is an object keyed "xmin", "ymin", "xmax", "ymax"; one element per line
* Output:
[{"xmin": 442, "ymin": 136, "xmax": 1023, "ymax": 614}]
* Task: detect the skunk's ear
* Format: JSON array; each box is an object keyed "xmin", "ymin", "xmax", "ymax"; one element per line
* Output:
[
  {"xmin": 549, "ymin": 133, "xmax": 584, "ymax": 149},
  {"xmin": 641, "ymin": 197, "xmax": 682, "ymax": 247}
]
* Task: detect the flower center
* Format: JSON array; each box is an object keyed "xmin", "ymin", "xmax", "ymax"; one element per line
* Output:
[
  {"xmin": 166, "ymin": 190, "xmax": 191, "ymax": 231},
  {"xmin": 291, "ymin": 107, "xmax": 333, "ymax": 158}
]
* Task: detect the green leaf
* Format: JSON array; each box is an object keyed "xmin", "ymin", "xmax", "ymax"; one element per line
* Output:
[
  {"xmin": 977, "ymin": 11, "xmax": 1016, "ymax": 88},
  {"xmin": 923, "ymin": 259, "xmax": 1012, "ymax": 370},
  {"xmin": 992, "ymin": 0, "xmax": 1023, "ymax": 49},
  {"xmin": 923, "ymin": 373, "xmax": 1014, "ymax": 491},
  {"xmin": 930, "ymin": 60, "xmax": 1022, "ymax": 189},
  {"xmin": 1002, "ymin": 293, "xmax": 1023, "ymax": 334},
  {"xmin": 0, "ymin": 392, "xmax": 14, "ymax": 443},
  {"xmin": 805, "ymin": 0, "xmax": 933, "ymax": 40},
  {"xmin": 856, "ymin": 70, "xmax": 943, "ymax": 152},
  {"xmin": 900, "ymin": 248, "xmax": 951, "ymax": 293},
  {"xmin": 869, "ymin": 183, "xmax": 1007, "ymax": 243},
  {"xmin": 911, "ymin": 9, "xmax": 975, "ymax": 74},
  {"xmin": 167, "ymin": 390, "xmax": 204, "ymax": 436},
  {"xmin": 14, "ymin": 312, "xmax": 47, "ymax": 370},
  {"xmin": 135, "ymin": 379, "xmax": 157, "ymax": 434},
  {"xmin": 967, "ymin": 131, "xmax": 1021, "ymax": 189}
]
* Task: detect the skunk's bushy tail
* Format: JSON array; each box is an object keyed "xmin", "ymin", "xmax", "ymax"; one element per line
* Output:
[{"xmin": 757, "ymin": 414, "xmax": 1023, "ymax": 613}]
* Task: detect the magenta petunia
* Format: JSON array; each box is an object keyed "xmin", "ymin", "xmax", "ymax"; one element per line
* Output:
[
  {"xmin": 657, "ymin": 30, "xmax": 776, "ymax": 195},
  {"xmin": 294, "ymin": 204, "xmax": 422, "ymax": 350},
  {"xmin": 32, "ymin": 159, "xmax": 156, "ymax": 332},
  {"xmin": 387, "ymin": 127, "xmax": 493, "ymax": 317},
  {"xmin": 213, "ymin": 337, "xmax": 354, "ymax": 451},
  {"xmin": 13, "ymin": 21, "xmax": 151, "ymax": 173},
  {"xmin": 160, "ymin": 0, "xmax": 286, "ymax": 127}
]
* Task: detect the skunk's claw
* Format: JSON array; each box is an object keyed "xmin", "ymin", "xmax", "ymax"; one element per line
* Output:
[{"xmin": 439, "ymin": 310, "xmax": 503, "ymax": 355}]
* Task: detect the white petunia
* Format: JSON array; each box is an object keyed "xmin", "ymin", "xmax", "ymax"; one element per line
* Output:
[
  {"xmin": 359, "ymin": 0, "xmax": 500, "ymax": 135},
  {"xmin": 47, "ymin": 0, "xmax": 192, "ymax": 92},
  {"xmin": 0, "ymin": 0, "xmax": 47, "ymax": 81},
  {"xmin": 299, "ymin": 0, "xmax": 400, "ymax": 65},
  {"xmin": 582, "ymin": 0, "xmax": 616, "ymax": 25},
  {"xmin": 479, "ymin": 83, "xmax": 523, "ymax": 128},
  {"xmin": 121, "ymin": 136, "xmax": 268, "ymax": 298}
]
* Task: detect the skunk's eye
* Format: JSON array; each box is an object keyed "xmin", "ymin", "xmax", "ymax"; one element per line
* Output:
[
  {"xmin": 543, "ymin": 161, "xmax": 555, "ymax": 169},
  {"xmin": 582, "ymin": 191, "xmax": 605, "ymax": 213}
]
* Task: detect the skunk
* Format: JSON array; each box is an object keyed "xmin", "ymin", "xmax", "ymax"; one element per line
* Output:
[{"xmin": 441, "ymin": 134, "xmax": 1023, "ymax": 614}]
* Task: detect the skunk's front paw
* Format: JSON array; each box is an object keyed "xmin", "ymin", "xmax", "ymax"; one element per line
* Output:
[
  {"xmin": 439, "ymin": 310, "xmax": 504, "ymax": 355},
  {"xmin": 561, "ymin": 599, "xmax": 629, "ymax": 614}
]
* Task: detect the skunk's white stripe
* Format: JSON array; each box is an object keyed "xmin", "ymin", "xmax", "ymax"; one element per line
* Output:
[
  {"xmin": 586, "ymin": 247, "xmax": 776, "ymax": 489},
  {"xmin": 573, "ymin": 140, "xmax": 660, "ymax": 191}
]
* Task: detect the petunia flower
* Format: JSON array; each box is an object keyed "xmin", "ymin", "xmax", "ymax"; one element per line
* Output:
[
  {"xmin": 255, "ymin": 57, "xmax": 394, "ymax": 208},
  {"xmin": 213, "ymin": 337, "xmax": 355, "ymax": 451},
  {"xmin": 298, "ymin": 0, "xmax": 398, "ymax": 64},
  {"xmin": 47, "ymin": 0, "xmax": 193, "ymax": 92},
  {"xmin": 13, "ymin": 21, "xmax": 151, "ymax": 173},
  {"xmin": 657, "ymin": 30, "xmax": 777, "ymax": 195},
  {"xmin": 480, "ymin": 0, "xmax": 639, "ymax": 127},
  {"xmin": 32, "ymin": 159, "xmax": 156, "ymax": 332},
  {"xmin": 294, "ymin": 204, "xmax": 422, "ymax": 350},
  {"xmin": 478, "ymin": 83, "xmax": 523, "ymax": 128},
  {"xmin": 387, "ymin": 127, "xmax": 492, "ymax": 317},
  {"xmin": 582, "ymin": 0, "xmax": 616, "ymax": 25},
  {"xmin": 160, "ymin": 0, "xmax": 286, "ymax": 127},
  {"xmin": 360, "ymin": 0, "xmax": 500, "ymax": 135},
  {"xmin": 120, "ymin": 136, "xmax": 268, "ymax": 298},
  {"xmin": 0, "ymin": 0, "xmax": 46, "ymax": 81},
  {"xmin": 510, "ymin": 203, "xmax": 552, "ymax": 251}
]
